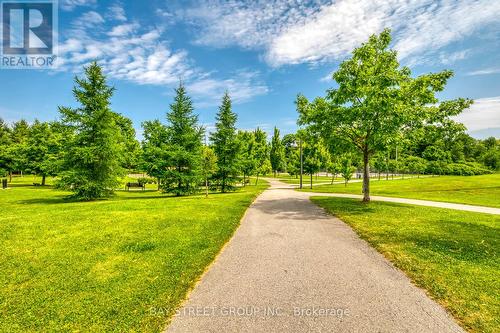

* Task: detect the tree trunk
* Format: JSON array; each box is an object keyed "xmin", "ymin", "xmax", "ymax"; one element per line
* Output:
[
  {"xmin": 205, "ymin": 176, "xmax": 208, "ymax": 198},
  {"xmin": 157, "ymin": 178, "xmax": 160, "ymax": 191},
  {"xmin": 9, "ymin": 171, "xmax": 12, "ymax": 183},
  {"xmin": 255, "ymin": 174, "xmax": 259, "ymax": 186},
  {"xmin": 378, "ymin": 172, "xmax": 381, "ymax": 181},
  {"xmin": 42, "ymin": 175, "xmax": 46, "ymax": 186},
  {"xmin": 310, "ymin": 173, "xmax": 313, "ymax": 189},
  {"xmin": 362, "ymin": 148, "xmax": 370, "ymax": 202}
]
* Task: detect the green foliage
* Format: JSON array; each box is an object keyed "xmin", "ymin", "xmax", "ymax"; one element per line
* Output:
[
  {"xmin": 25, "ymin": 120, "xmax": 63, "ymax": 185},
  {"xmin": 441, "ymin": 162, "xmax": 492, "ymax": 176},
  {"xmin": 210, "ymin": 92, "xmax": 240, "ymax": 193},
  {"xmin": 253, "ymin": 127, "xmax": 270, "ymax": 183},
  {"xmin": 270, "ymin": 127, "xmax": 286, "ymax": 175},
  {"xmin": 282, "ymin": 133, "xmax": 300, "ymax": 176},
  {"xmin": 58, "ymin": 62, "xmax": 124, "ymax": 200},
  {"xmin": 340, "ymin": 155, "xmax": 356, "ymax": 186},
  {"xmin": 0, "ymin": 118, "xmax": 12, "ymax": 177},
  {"xmin": 297, "ymin": 29, "xmax": 471, "ymax": 201},
  {"xmin": 237, "ymin": 130, "xmax": 258, "ymax": 183},
  {"xmin": 202, "ymin": 145, "xmax": 218, "ymax": 196},
  {"xmin": 405, "ymin": 156, "xmax": 427, "ymax": 176},
  {"xmin": 113, "ymin": 113, "xmax": 141, "ymax": 170},
  {"xmin": 141, "ymin": 119, "xmax": 168, "ymax": 184},
  {"xmin": 161, "ymin": 83, "xmax": 204, "ymax": 196}
]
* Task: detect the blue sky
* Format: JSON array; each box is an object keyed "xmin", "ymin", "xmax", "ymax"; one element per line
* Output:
[{"xmin": 1, "ymin": 0, "xmax": 500, "ymax": 139}]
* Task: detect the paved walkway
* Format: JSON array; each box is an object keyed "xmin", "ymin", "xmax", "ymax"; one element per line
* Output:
[{"xmin": 166, "ymin": 180, "xmax": 464, "ymax": 333}]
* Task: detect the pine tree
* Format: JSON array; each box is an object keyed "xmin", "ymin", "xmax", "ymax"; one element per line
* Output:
[
  {"xmin": 58, "ymin": 62, "xmax": 124, "ymax": 200},
  {"xmin": 162, "ymin": 83, "xmax": 204, "ymax": 196},
  {"xmin": 270, "ymin": 127, "xmax": 285, "ymax": 177},
  {"xmin": 210, "ymin": 92, "xmax": 240, "ymax": 192}
]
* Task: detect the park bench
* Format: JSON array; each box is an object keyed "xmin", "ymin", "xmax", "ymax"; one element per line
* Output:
[{"xmin": 125, "ymin": 182, "xmax": 145, "ymax": 191}]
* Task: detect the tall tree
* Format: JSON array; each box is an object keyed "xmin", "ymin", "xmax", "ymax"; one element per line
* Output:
[
  {"xmin": 297, "ymin": 29, "xmax": 471, "ymax": 202},
  {"xmin": 237, "ymin": 130, "xmax": 257, "ymax": 185},
  {"xmin": 210, "ymin": 92, "xmax": 240, "ymax": 193},
  {"xmin": 141, "ymin": 119, "xmax": 168, "ymax": 190},
  {"xmin": 162, "ymin": 83, "xmax": 204, "ymax": 196},
  {"xmin": 270, "ymin": 127, "xmax": 286, "ymax": 177},
  {"xmin": 58, "ymin": 62, "xmax": 124, "ymax": 200},
  {"xmin": 8, "ymin": 120, "xmax": 30, "ymax": 178},
  {"xmin": 201, "ymin": 145, "xmax": 217, "ymax": 197},
  {"xmin": 26, "ymin": 120, "xmax": 62, "ymax": 185},
  {"xmin": 113, "ymin": 113, "xmax": 141, "ymax": 170},
  {"xmin": 0, "ymin": 118, "xmax": 12, "ymax": 178},
  {"xmin": 253, "ymin": 127, "xmax": 270, "ymax": 184}
]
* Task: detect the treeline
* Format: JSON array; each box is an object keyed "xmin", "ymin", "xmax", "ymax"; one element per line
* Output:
[{"xmin": 0, "ymin": 62, "xmax": 279, "ymax": 200}]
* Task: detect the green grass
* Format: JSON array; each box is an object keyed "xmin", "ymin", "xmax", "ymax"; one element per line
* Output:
[
  {"xmin": 301, "ymin": 174, "xmax": 500, "ymax": 208},
  {"xmin": 0, "ymin": 177, "xmax": 268, "ymax": 332},
  {"xmin": 311, "ymin": 197, "xmax": 499, "ymax": 333},
  {"xmin": 270, "ymin": 173, "xmax": 343, "ymax": 185}
]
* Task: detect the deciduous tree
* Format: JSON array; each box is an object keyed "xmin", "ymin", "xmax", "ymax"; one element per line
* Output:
[{"xmin": 297, "ymin": 29, "xmax": 471, "ymax": 202}]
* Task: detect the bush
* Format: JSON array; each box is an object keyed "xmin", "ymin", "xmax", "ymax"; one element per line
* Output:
[
  {"xmin": 137, "ymin": 177, "xmax": 156, "ymax": 185},
  {"xmin": 442, "ymin": 163, "xmax": 492, "ymax": 176}
]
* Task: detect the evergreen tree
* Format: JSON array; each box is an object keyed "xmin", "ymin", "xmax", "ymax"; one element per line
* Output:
[
  {"xmin": 58, "ymin": 62, "xmax": 124, "ymax": 200},
  {"xmin": 270, "ymin": 127, "xmax": 286, "ymax": 177},
  {"xmin": 162, "ymin": 83, "xmax": 204, "ymax": 196},
  {"xmin": 253, "ymin": 127, "xmax": 270, "ymax": 184},
  {"xmin": 210, "ymin": 92, "xmax": 240, "ymax": 192}
]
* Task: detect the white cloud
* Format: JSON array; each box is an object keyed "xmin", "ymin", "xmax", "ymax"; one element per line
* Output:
[
  {"xmin": 61, "ymin": 0, "xmax": 96, "ymax": 11},
  {"xmin": 107, "ymin": 23, "xmax": 140, "ymax": 37},
  {"xmin": 187, "ymin": 71, "xmax": 269, "ymax": 107},
  {"xmin": 57, "ymin": 10, "xmax": 268, "ymax": 105},
  {"xmin": 182, "ymin": 0, "xmax": 500, "ymax": 67},
  {"xmin": 108, "ymin": 3, "xmax": 127, "ymax": 21},
  {"xmin": 467, "ymin": 67, "xmax": 500, "ymax": 76},
  {"xmin": 454, "ymin": 97, "xmax": 500, "ymax": 131}
]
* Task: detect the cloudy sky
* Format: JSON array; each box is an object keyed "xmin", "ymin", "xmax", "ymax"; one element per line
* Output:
[{"xmin": 1, "ymin": 0, "xmax": 499, "ymax": 138}]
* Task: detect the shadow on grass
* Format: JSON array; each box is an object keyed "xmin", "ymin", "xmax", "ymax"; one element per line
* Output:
[
  {"xmin": 16, "ymin": 187, "xmax": 258, "ymax": 205},
  {"xmin": 311, "ymin": 197, "xmax": 379, "ymax": 215}
]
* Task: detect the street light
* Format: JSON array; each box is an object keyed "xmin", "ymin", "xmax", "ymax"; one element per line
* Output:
[{"xmin": 299, "ymin": 138, "xmax": 303, "ymax": 189}]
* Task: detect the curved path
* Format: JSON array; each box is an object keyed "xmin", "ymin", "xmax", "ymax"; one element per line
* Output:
[
  {"xmin": 300, "ymin": 191, "xmax": 500, "ymax": 215},
  {"xmin": 166, "ymin": 179, "xmax": 464, "ymax": 332}
]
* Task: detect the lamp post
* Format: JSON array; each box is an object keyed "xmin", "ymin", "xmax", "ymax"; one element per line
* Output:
[{"xmin": 299, "ymin": 138, "xmax": 303, "ymax": 189}]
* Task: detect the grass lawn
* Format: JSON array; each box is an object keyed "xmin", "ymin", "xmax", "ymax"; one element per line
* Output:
[
  {"xmin": 271, "ymin": 173, "xmax": 343, "ymax": 185},
  {"xmin": 301, "ymin": 174, "xmax": 500, "ymax": 208},
  {"xmin": 311, "ymin": 197, "xmax": 499, "ymax": 333},
  {"xmin": 0, "ymin": 177, "xmax": 267, "ymax": 332}
]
